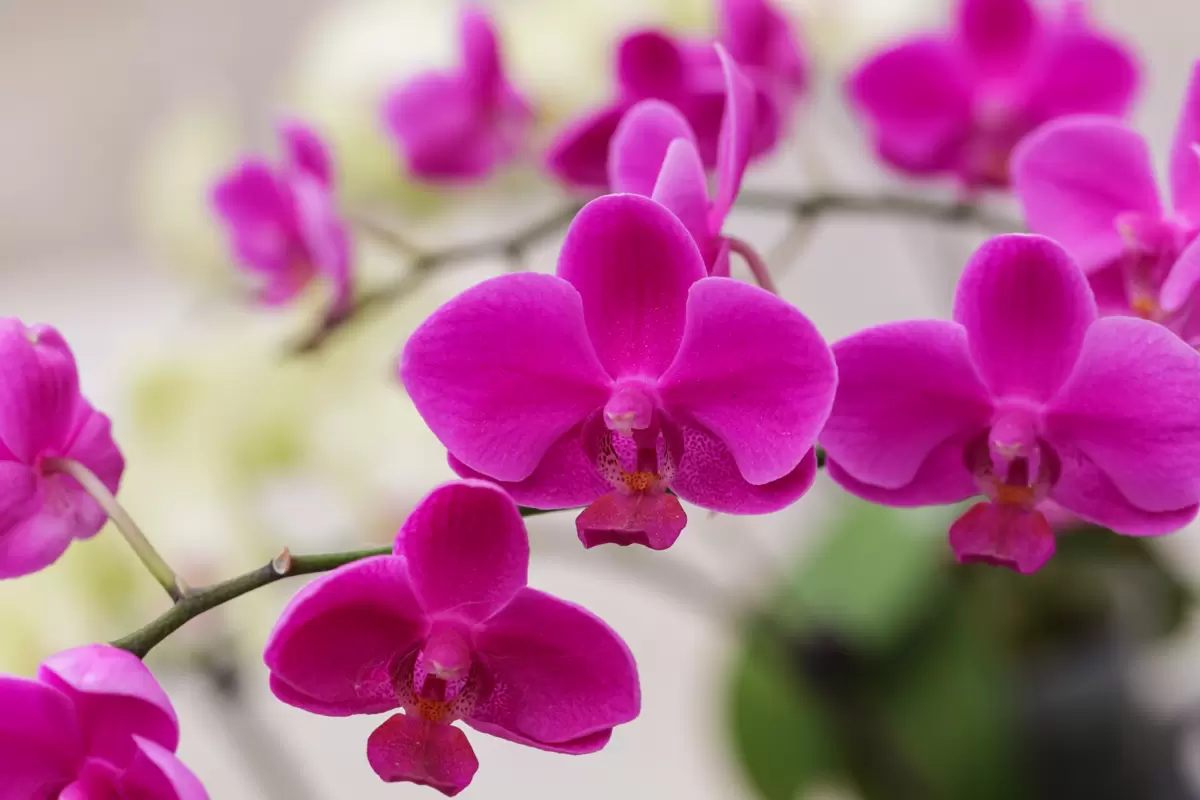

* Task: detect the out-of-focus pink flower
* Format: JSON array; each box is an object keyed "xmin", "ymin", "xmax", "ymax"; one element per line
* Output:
[
  {"xmin": 546, "ymin": 0, "xmax": 805, "ymax": 189},
  {"xmin": 820, "ymin": 235, "xmax": 1200, "ymax": 574},
  {"xmin": 211, "ymin": 120, "xmax": 351, "ymax": 312},
  {"xmin": 382, "ymin": 7, "xmax": 534, "ymax": 183},
  {"xmin": 0, "ymin": 644, "xmax": 207, "ymax": 798},
  {"xmin": 1013, "ymin": 62, "xmax": 1200, "ymax": 343},
  {"xmin": 847, "ymin": 0, "xmax": 1139, "ymax": 189},
  {"xmin": 400, "ymin": 194, "xmax": 835, "ymax": 550},
  {"xmin": 608, "ymin": 45, "xmax": 755, "ymax": 275},
  {"xmin": 264, "ymin": 481, "xmax": 640, "ymax": 797},
  {"xmin": 0, "ymin": 320, "xmax": 123, "ymax": 579}
]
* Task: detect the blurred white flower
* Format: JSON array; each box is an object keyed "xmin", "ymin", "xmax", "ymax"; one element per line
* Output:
[
  {"xmin": 132, "ymin": 101, "xmax": 243, "ymax": 291},
  {"xmin": 784, "ymin": 0, "xmax": 943, "ymax": 69}
]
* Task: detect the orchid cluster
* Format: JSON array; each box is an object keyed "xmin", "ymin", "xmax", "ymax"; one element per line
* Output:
[{"xmin": 5, "ymin": 0, "xmax": 1200, "ymax": 796}]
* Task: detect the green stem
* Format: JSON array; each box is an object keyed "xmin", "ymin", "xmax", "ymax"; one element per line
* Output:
[
  {"xmin": 45, "ymin": 458, "xmax": 190, "ymax": 602},
  {"xmin": 111, "ymin": 505, "xmax": 569, "ymax": 658},
  {"xmin": 112, "ymin": 546, "xmax": 393, "ymax": 658}
]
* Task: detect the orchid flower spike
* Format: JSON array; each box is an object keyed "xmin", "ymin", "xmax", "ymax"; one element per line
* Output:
[
  {"xmin": 0, "ymin": 319, "xmax": 123, "ymax": 579},
  {"xmin": 820, "ymin": 234, "xmax": 1200, "ymax": 574},
  {"xmin": 0, "ymin": 644, "xmax": 208, "ymax": 798},
  {"xmin": 847, "ymin": 0, "xmax": 1139, "ymax": 190},
  {"xmin": 546, "ymin": 0, "xmax": 803, "ymax": 189},
  {"xmin": 401, "ymin": 194, "xmax": 836, "ymax": 551},
  {"xmin": 264, "ymin": 481, "xmax": 640, "ymax": 796},
  {"xmin": 211, "ymin": 120, "xmax": 352, "ymax": 314},
  {"xmin": 1013, "ymin": 61, "xmax": 1200, "ymax": 344},
  {"xmin": 608, "ymin": 45, "xmax": 759, "ymax": 280},
  {"xmin": 382, "ymin": 7, "xmax": 534, "ymax": 183}
]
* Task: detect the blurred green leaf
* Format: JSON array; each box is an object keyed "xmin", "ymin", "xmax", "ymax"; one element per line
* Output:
[
  {"xmin": 870, "ymin": 591, "xmax": 1024, "ymax": 800},
  {"xmin": 727, "ymin": 619, "xmax": 839, "ymax": 800},
  {"xmin": 777, "ymin": 498, "xmax": 950, "ymax": 651}
]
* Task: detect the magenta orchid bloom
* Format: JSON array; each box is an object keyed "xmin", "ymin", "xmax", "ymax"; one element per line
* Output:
[
  {"xmin": 608, "ymin": 45, "xmax": 756, "ymax": 277},
  {"xmin": 1013, "ymin": 62, "xmax": 1200, "ymax": 343},
  {"xmin": 400, "ymin": 194, "xmax": 836, "ymax": 550},
  {"xmin": 211, "ymin": 120, "xmax": 351, "ymax": 312},
  {"xmin": 264, "ymin": 481, "xmax": 640, "ymax": 797},
  {"xmin": 382, "ymin": 7, "xmax": 534, "ymax": 182},
  {"xmin": 0, "ymin": 644, "xmax": 207, "ymax": 798},
  {"xmin": 546, "ymin": 0, "xmax": 802, "ymax": 189},
  {"xmin": 847, "ymin": 0, "xmax": 1139, "ymax": 189},
  {"xmin": 0, "ymin": 319, "xmax": 123, "ymax": 579},
  {"xmin": 820, "ymin": 234, "xmax": 1200, "ymax": 574}
]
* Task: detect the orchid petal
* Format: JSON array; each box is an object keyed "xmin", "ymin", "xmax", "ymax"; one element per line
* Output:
[
  {"xmin": 826, "ymin": 435, "xmax": 979, "ymax": 508},
  {"xmin": 461, "ymin": 7, "xmax": 502, "ymax": 103},
  {"xmin": 546, "ymin": 107, "xmax": 626, "ymax": 189},
  {"xmin": 557, "ymin": 194, "xmax": 706, "ymax": 378},
  {"xmin": 0, "ymin": 320, "xmax": 81, "ymax": 463},
  {"xmin": 1023, "ymin": 28, "xmax": 1140, "ymax": 125},
  {"xmin": 616, "ymin": 30, "xmax": 685, "ymax": 99},
  {"xmin": 396, "ymin": 481, "xmax": 528, "ymax": 622},
  {"xmin": 658, "ymin": 278, "xmax": 834, "ymax": 485},
  {"xmin": 448, "ymin": 426, "xmax": 610, "ymax": 510},
  {"xmin": 651, "ymin": 138, "xmax": 711, "ymax": 249},
  {"xmin": 1050, "ymin": 442, "xmax": 1199, "ymax": 534},
  {"xmin": 608, "ymin": 100, "xmax": 697, "ymax": 198},
  {"xmin": 264, "ymin": 556, "xmax": 424, "ymax": 716},
  {"xmin": 576, "ymin": 491, "xmax": 687, "ymax": 550},
  {"xmin": 1012, "ymin": 117, "xmax": 1161, "ymax": 274},
  {"xmin": 1161, "ymin": 235, "xmax": 1200, "ymax": 313},
  {"xmin": 671, "ymin": 426, "xmax": 819, "ymax": 514},
  {"xmin": 953, "ymin": 234, "xmax": 1096, "ymax": 401},
  {"xmin": 0, "ymin": 677, "xmax": 81, "ymax": 797},
  {"xmin": 382, "ymin": 74, "xmax": 493, "ymax": 181},
  {"xmin": 846, "ymin": 37, "xmax": 972, "ymax": 174},
  {"xmin": 958, "ymin": 0, "xmax": 1037, "ymax": 79},
  {"xmin": 471, "ymin": 587, "xmax": 639, "ymax": 747},
  {"xmin": 400, "ymin": 272, "xmax": 611, "ymax": 483},
  {"xmin": 821, "ymin": 320, "xmax": 991, "ymax": 490},
  {"xmin": 120, "ymin": 738, "xmax": 209, "ymax": 800},
  {"xmin": 368, "ymin": 715, "xmax": 478, "ymax": 797},
  {"xmin": 710, "ymin": 45, "xmax": 756, "ymax": 226},
  {"xmin": 948, "ymin": 502, "xmax": 1055, "ymax": 575},
  {"xmin": 1169, "ymin": 62, "xmax": 1200, "ymax": 222},
  {"xmin": 278, "ymin": 119, "xmax": 333, "ymax": 186},
  {"xmin": 1044, "ymin": 316, "xmax": 1200, "ymax": 514},
  {"xmin": 38, "ymin": 644, "xmax": 178, "ymax": 766}
]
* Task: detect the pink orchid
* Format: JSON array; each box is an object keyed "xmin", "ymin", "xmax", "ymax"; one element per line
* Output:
[
  {"xmin": 847, "ymin": 0, "xmax": 1139, "ymax": 189},
  {"xmin": 0, "ymin": 644, "xmax": 207, "ymax": 798},
  {"xmin": 0, "ymin": 319, "xmax": 123, "ymax": 579},
  {"xmin": 211, "ymin": 120, "xmax": 352, "ymax": 312},
  {"xmin": 1012, "ymin": 62, "xmax": 1200, "ymax": 343},
  {"xmin": 400, "ymin": 194, "xmax": 835, "ymax": 550},
  {"xmin": 608, "ymin": 45, "xmax": 757, "ymax": 278},
  {"xmin": 820, "ymin": 234, "xmax": 1200, "ymax": 574},
  {"xmin": 382, "ymin": 7, "xmax": 534, "ymax": 182},
  {"xmin": 546, "ymin": 0, "xmax": 803, "ymax": 189},
  {"xmin": 264, "ymin": 481, "xmax": 640, "ymax": 797}
]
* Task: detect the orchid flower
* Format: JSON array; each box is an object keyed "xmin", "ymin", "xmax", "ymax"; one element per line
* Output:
[
  {"xmin": 607, "ymin": 45, "xmax": 763, "ymax": 282},
  {"xmin": 264, "ymin": 481, "xmax": 640, "ymax": 796},
  {"xmin": 0, "ymin": 320, "xmax": 123, "ymax": 579},
  {"xmin": 1013, "ymin": 61, "xmax": 1200, "ymax": 344},
  {"xmin": 1, "ymin": 644, "xmax": 207, "ymax": 798},
  {"xmin": 382, "ymin": 7, "xmax": 534, "ymax": 182},
  {"xmin": 401, "ymin": 194, "xmax": 835, "ymax": 550},
  {"xmin": 847, "ymin": 0, "xmax": 1139, "ymax": 189},
  {"xmin": 820, "ymin": 234, "xmax": 1200, "ymax": 574},
  {"xmin": 212, "ymin": 120, "xmax": 352, "ymax": 312},
  {"xmin": 546, "ymin": 0, "xmax": 804, "ymax": 188}
]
